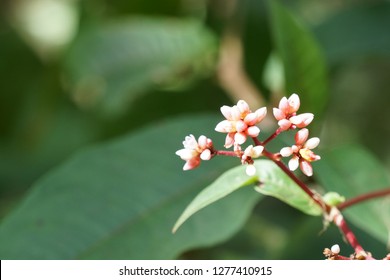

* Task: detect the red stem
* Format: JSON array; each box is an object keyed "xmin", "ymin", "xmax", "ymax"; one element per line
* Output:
[
  {"xmin": 332, "ymin": 209, "xmax": 375, "ymax": 259},
  {"xmin": 338, "ymin": 188, "xmax": 390, "ymax": 211},
  {"xmin": 261, "ymin": 128, "xmax": 282, "ymax": 146},
  {"xmin": 214, "ymin": 150, "xmax": 238, "ymax": 157}
]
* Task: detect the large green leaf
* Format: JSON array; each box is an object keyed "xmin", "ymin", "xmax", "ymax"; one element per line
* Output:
[
  {"xmin": 63, "ymin": 17, "xmax": 217, "ymax": 119},
  {"xmin": 268, "ymin": 1, "xmax": 328, "ymax": 119},
  {"xmin": 314, "ymin": 2, "xmax": 390, "ymax": 64},
  {"xmin": 315, "ymin": 145, "xmax": 390, "ymax": 244},
  {"xmin": 0, "ymin": 114, "xmax": 259, "ymax": 259},
  {"xmin": 174, "ymin": 159, "xmax": 322, "ymax": 233}
]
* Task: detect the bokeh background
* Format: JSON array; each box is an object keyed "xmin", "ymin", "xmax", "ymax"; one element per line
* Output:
[{"xmin": 0, "ymin": 0, "xmax": 389, "ymax": 259}]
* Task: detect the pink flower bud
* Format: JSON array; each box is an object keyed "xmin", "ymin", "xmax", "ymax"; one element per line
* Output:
[
  {"xmin": 247, "ymin": 126, "xmax": 260, "ymax": 137},
  {"xmin": 279, "ymin": 97, "xmax": 289, "ymax": 113},
  {"xmin": 288, "ymin": 156, "xmax": 299, "ymax": 171},
  {"xmin": 237, "ymin": 100, "xmax": 250, "ymax": 115},
  {"xmin": 331, "ymin": 244, "xmax": 340, "ymax": 254},
  {"xmin": 220, "ymin": 105, "xmax": 232, "ymax": 120},
  {"xmin": 304, "ymin": 137, "xmax": 320, "ymax": 150},
  {"xmin": 200, "ymin": 149, "xmax": 211, "ymax": 160},
  {"xmin": 300, "ymin": 160, "xmax": 313, "ymax": 176},
  {"xmin": 273, "ymin": 108, "xmax": 285, "ymax": 121},
  {"xmin": 290, "ymin": 113, "xmax": 314, "ymax": 128},
  {"xmin": 280, "ymin": 147, "xmax": 293, "ymax": 157},
  {"xmin": 246, "ymin": 164, "xmax": 257, "ymax": 176},
  {"xmin": 278, "ymin": 119, "xmax": 292, "ymax": 131},
  {"xmin": 244, "ymin": 112, "xmax": 258, "ymax": 125},
  {"xmin": 215, "ymin": 120, "xmax": 233, "ymax": 133},
  {"xmin": 295, "ymin": 128, "xmax": 309, "ymax": 145},
  {"xmin": 288, "ymin": 93, "xmax": 300, "ymax": 113},
  {"xmin": 198, "ymin": 135, "xmax": 208, "ymax": 149}
]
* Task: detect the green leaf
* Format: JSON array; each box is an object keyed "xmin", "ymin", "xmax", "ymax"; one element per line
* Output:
[
  {"xmin": 63, "ymin": 17, "xmax": 217, "ymax": 119},
  {"xmin": 269, "ymin": 1, "xmax": 328, "ymax": 119},
  {"xmin": 253, "ymin": 161, "xmax": 322, "ymax": 216},
  {"xmin": 315, "ymin": 145, "xmax": 390, "ymax": 244},
  {"xmin": 173, "ymin": 165, "xmax": 259, "ymax": 233},
  {"xmin": 314, "ymin": 2, "xmax": 390, "ymax": 64},
  {"xmin": 174, "ymin": 160, "xmax": 322, "ymax": 233},
  {"xmin": 0, "ymin": 114, "xmax": 258, "ymax": 259}
]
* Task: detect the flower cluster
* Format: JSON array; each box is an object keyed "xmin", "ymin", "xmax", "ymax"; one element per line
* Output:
[
  {"xmin": 273, "ymin": 93, "xmax": 313, "ymax": 131},
  {"xmin": 176, "ymin": 94, "xmax": 321, "ymax": 177},
  {"xmin": 280, "ymin": 128, "xmax": 321, "ymax": 176},
  {"xmin": 215, "ymin": 100, "xmax": 267, "ymax": 149},
  {"xmin": 175, "ymin": 135, "xmax": 213, "ymax": 171}
]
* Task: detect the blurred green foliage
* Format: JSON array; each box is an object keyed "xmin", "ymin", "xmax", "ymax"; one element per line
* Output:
[{"xmin": 0, "ymin": 0, "xmax": 389, "ymax": 259}]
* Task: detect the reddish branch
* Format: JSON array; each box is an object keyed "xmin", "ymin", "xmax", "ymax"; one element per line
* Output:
[{"xmin": 338, "ymin": 188, "xmax": 390, "ymax": 211}]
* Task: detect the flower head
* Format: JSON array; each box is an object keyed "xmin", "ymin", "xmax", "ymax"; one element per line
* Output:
[
  {"xmin": 215, "ymin": 100, "xmax": 267, "ymax": 148},
  {"xmin": 176, "ymin": 135, "xmax": 213, "ymax": 170},
  {"xmin": 273, "ymin": 93, "xmax": 314, "ymax": 131},
  {"xmin": 280, "ymin": 128, "xmax": 320, "ymax": 176},
  {"xmin": 241, "ymin": 145, "xmax": 264, "ymax": 176}
]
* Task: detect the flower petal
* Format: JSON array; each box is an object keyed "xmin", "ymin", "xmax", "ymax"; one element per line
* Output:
[
  {"xmin": 234, "ymin": 132, "xmax": 247, "ymax": 145},
  {"xmin": 231, "ymin": 105, "xmax": 241, "ymax": 120},
  {"xmin": 273, "ymin": 108, "xmax": 285, "ymax": 121},
  {"xmin": 176, "ymin": 149, "xmax": 197, "ymax": 161},
  {"xmin": 197, "ymin": 135, "xmax": 207, "ymax": 149},
  {"xmin": 288, "ymin": 156, "xmax": 299, "ymax": 171},
  {"xmin": 278, "ymin": 119, "xmax": 292, "ymax": 131},
  {"xmin": 183, "ymin": 134, "xmax": 197, "ymax": 149},
  {"xmin": 224, "ymin": 133, "xmax": 235, "ymax": 148},
  {"xmin": 288, "ymin": 93, "xmax": 300, "ymax": 113},
  {"xmin": 183, "ymin": 158, "xmax": 201, "ymax": 171},
  {"xmin": 247, "ymin": 125, "xmax": 260, "ymax": 137},
  {"xmin": 254, "ymin": 107, "xmax": 267, "ymax": 123},
  {"xmin": 237, "ymin": 100, "xmax": 250, "ymax": 115},
  {"xmin": 290, "ymin": 113, "xmax": 314, "ymax": 128},
  {"xmin": 215, "ymin": 120, "xmax": 233, "ymax": 133},
  {"xmin": 279, "ymin": 97, "xmax": 289, "ymax": 113},
  {"xmin": 305, "ymin": 137, "xmax": 320, "ymax": 149},
  {"xmin": 300, "ymin": 160, "xmax": 313, "ymax": 176},
  {"xmin": 252, "ymin": 145, "xmax": 264, "ymax": 157},
  {"xmin": 280, "ymin": 147, "xmax": 293, "ymax": 157},
  {"xmin": 220, "ymin": 105, "xmax": 232, "ymax": 120},
  {"xmin": 295, "ymin": 128, "xmax": 309, "ymax": 146}
]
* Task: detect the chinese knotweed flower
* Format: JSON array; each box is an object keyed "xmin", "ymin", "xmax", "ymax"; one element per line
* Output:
[
  {"xmin": 175, "ymin": 94, "xmax": 321, "ymax": 177},
  {"xmin": 273, "ymin": 93, "xmax": 314, "ymax": 131},
  {"xmin": 215, "ymin": 100, "xmax": 267, "ymax": 148},
  {"xmin": 280, "ymin": 128, "xmax": 321, "ymax": 176},
  {"xmin": 242, "ymin": 145, "xmax": 264, "ymax": 176},
  {"xmin": 175, "ymin": 134, "xmax": 213, "ymax": 171}
]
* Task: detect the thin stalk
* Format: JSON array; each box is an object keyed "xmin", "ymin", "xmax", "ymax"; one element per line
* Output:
[
  {"xmin": 332, "ymin": 208, "xmax": 375, "ymax": 259},
  {"xmin": 261, "ymin": 128, "xmax": 282, "ymax": 146},
  {"xmin": 338, "ymin": 188, "xmax": 390, "ymax": 211}
]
